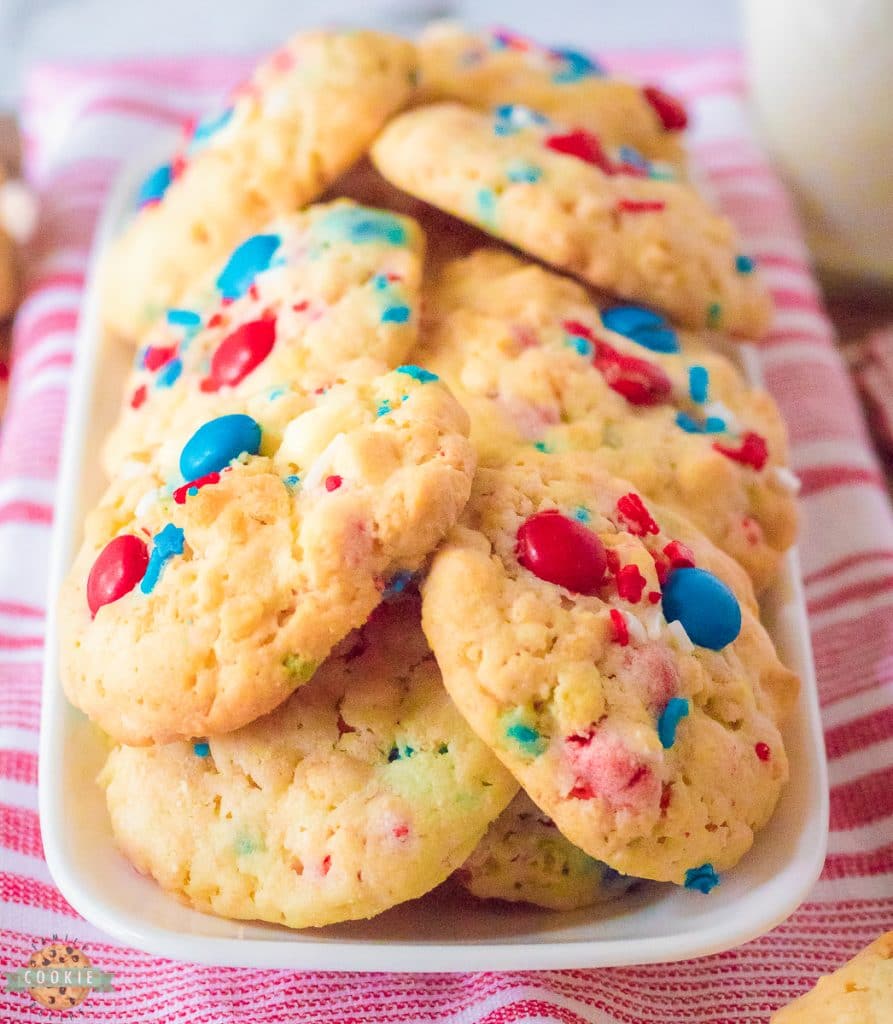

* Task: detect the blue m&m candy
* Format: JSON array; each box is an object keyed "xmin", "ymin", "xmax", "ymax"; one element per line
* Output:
[
  {"xmin": 662, "ymin": 567, "xmax": 742, "ymax": 650},
  {"xmin": 137, "ymin": 163, "xmax": 173, "ymax": 208},
  {"xmin": 180, "ymin": 414, "xmax": 262, "ymax": 480},
  {"xmin": 602, "ymin": 305, "xmax": 680, "ymax": 354},
  {"xmin": 216, "ymin": 234, "xmax": 280, "ymax": 300}
]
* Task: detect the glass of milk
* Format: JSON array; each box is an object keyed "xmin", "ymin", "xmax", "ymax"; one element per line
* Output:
[{"xmin": 742, "ymin": 0, "xmax": 893, "ymax": 282}]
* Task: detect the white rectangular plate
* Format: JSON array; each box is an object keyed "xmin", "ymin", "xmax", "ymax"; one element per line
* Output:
[{"xmin": 39, "ymin": 142, "xmax": 829, "ymax": 971}]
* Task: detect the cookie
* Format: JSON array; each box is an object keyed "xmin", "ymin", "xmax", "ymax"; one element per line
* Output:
[
  {"xmin": 103, "ymin": 201, "xmax": 424, "ymax": 477},
  {"xmin": 418, "ymin": 23, "xmax": 686, "ymax": 174},
  {"xmin": 421, "ymin": 451, "xmax": 798, "ymax": 884},
  {"xmin": 458, "ymin": 791, "xmax": 634, "ymax": 911},
  {"xmin": 772, "ymin": 932, "xmax": 893, "ymax": 1023},
  {"xmin": 100, "ymin": 598, "xmax": 517, "ymax": 929},
  {"xmin": 59, "ymin": 366, "xmax": 474, "ymax": 745},
  {"xmin": 371, "ymin": 103, "xmax": 772, "ymax": 337},
  {"xmin": 102, "ymin": 30, "xmax": 417, "ymax": 340},
  {"xmin": 415, "ymin": 249, "xmax": 796, "ymax": 590}
]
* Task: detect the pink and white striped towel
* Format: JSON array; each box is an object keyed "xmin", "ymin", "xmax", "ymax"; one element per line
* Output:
[{"xmin": 1, "ymin": 49, "xmax": 891, "ymax": 1023}]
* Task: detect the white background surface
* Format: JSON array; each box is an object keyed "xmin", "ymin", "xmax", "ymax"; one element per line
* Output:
[{"xmin": 0, "ymin": 0, "xmax": 741, "ymax": 104}]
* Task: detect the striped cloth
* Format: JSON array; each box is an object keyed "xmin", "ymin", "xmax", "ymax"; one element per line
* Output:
[{"xmin": 2, "ymin": 48, "xmax": 891, "ymax": 1023}]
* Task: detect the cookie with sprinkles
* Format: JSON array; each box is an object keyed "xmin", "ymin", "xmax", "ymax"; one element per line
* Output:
[
  {"xmin": 100, "ymin": 598, "xmax": 517, "ymax": 929},
  {"xmin": 415, "ymin": 249, "xmax": 796, "ymax": 590},
  {"xmin": 371, "ymin": 103, "xmax": 772, "ymax": 337},
  {"xmin": 59, "ymin": 367, "xmax": 474, "ymax": 745},
  {"xmin": 102, "ymin": 30, "xmax": 418, "ymax": 340},
  {"xmin": 102, "ymin": 201, "xmax": 424, "ymax": 477},
  {"xmin": 421, "ymin": 450, "xmax": 798, "ymax": 884},
  {"xmin": 418, "ymin": 22, "xmax": 686, "ymax": 175},
  {"xmin": 457, "ymin": 791, "xmax": 635, "ymax": 911}
]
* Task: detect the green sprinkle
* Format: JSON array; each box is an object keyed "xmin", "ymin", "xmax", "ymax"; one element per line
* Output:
[
  {"xmin": 707, "ymin": 302, "xmax": 722, "ymax": 328},
  {"xmin": 476, "ymin": 187, "xmax": 498, "ymax": 226},
  {"xmin": 282, "ymin": 654, "xmax": 317, "ymax": 684},
  {"xmin": 533, "ymin": 441, "xmax": 552, "ymax": 453},
  {"xmin": 234, "ymin": 832, "xmax": 262, "ymax": 856},
  {"xmin": 502, "ymin": 709, "xmax": 547, "ymax": 756},
  {"xmin": 506, "ymin": 159, "xmax": 542, "ymax": 184},
  {"xmin": 735, "ymin": 254, "xmax": 755, "ymax": 274}
]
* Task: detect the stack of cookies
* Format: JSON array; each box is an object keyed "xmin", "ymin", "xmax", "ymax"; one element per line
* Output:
[{"xmin": 58, "ymin": 24, "xmax": 801, "ymax": 928}]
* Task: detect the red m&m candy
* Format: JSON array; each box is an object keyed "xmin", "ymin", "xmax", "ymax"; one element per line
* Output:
[
  {"xmin": 86, "ymin": 534, "xmax": 149, "ymax": 617},
  {"xmin": 516, "ymin": 510, "xmax": 607, "ymax": 594},
  {"xmin": 201, "ymin": 317, "xmax": 276, "ymax": 392},
  {"xmin": 642, "ymin": 85, "xmax": 688, "ymax": 131},
  {"xmin": 593, "ymin": 343, "xmax": 673, "ymax": 406}
]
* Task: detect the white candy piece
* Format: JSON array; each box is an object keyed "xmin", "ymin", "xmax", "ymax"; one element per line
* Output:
[
  {"xmin": 667, "ymin": 618, "xmax": 695, "ymax": 654},
  {"xmin": 0, "ymin": 180, "xmax": 38, "ymax": 244},
  {"xmin": 772, "ymin": 466, "xmax": 802, "ymax": 494}
]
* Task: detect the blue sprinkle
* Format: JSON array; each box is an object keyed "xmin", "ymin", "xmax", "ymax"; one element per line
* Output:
[
  {"xmin": 689, "ymin": 365, "xmax": 709, "ymax": 404},
  {"xmin": 506, "ymin": 159, "xmax": 542, "ymax": 183},
  {"xmin": 403, "ymin": 745, "xmax": 414, "ymax": 758},
  {"xmin": 315, "ymin": 207, "xmax": 407, "ymax": 247},
  {"xmin": 506, "ymin": 721, "xmax": 547, "ymax": 756},
  {"xmin": 566, "ymin": 332, "xmax": 594, "ymax": 357},
  {"xmin": 189, "ymin": 107, "xmax": 234, "ymax": 151},
  {"xmin": 383, "ymin": 570, "xmax": 416, "ymax": 600},
  {"xmin": 140, "ymin": 523, "xmax": 185, "ymax": 594},
  {"xmin": 675, "ymin": 411, "xmax": 726, "ymax": 435},
  {"xmin": 216, "ymin": 234, "xmax": 280, "ymax": 300},
  {"xmin": 381, "ymin": 304, "xmax": 410, "ymax": 324},
  {"xmin": 180, "ymin": 413, "xmax": 262, "ymax": 479},
  {"xmin": 573, "ymin": 506, "xmax": 591, "ymax": 523},
  {"xmin": 618, "ymin": 145, "xmax": 649, "ymax": 172},
  {"xmin": 477, "ymin": 187, "xmax": 498, "ymax": 225},
  {"xmin": 372, "ymin": 273, "xmax": 389, "ymax": 290},
  {"xmin": 193, "ymin": 742, "xmax": 210, "ymax": 757},
  {"xmin": 396, "ymin": 365, "xmax": 438, "ymax": 383},
  {"xmin": 658, "ymin": 697, "xmax": 690, "ymax": 748},
  {"xmin": 493, "ymin": 104, "xmax": 549, "ymax": 136},
  {"xmin": 137, "ymin": 163, "xmax": 173, "ymax": 208},
  {"xmin": 166, "ymin": 308, "xmax": 201, "ymax": 328},
  {"xmin": 376, "ymin": 399, "xmax": 392, "ymax": 418},
  {"xmin": 602, "ymin": 305, "xmax": 679, "ymax": 354},
  {"xmin": 388, "ymin": 746, "xmax": 401, "ymax": 762},
  {"xmin": 685, "ymin": 863, "xmax": 720, "ymax": 894},
  {"xmin": 551, "ymin": 47, "xmax": 603, "ymax": 83},
  {"xmin": 267, "ymin": 386, "xmax": 287, "ymax": 401},
  {"xmin": 187, "ymin": 486, "xmax": 198, "ymax": 497},
  {"xmin": 155, "ymin": 357, "xmax": 182, "ymax": 388},
  {"xmin": 735, "ymin": 254, "xmax": 755, "ymax": 274},
  {"xmin": 662, "ymin": 567, "xmax": 742, "ymax": 651},
  {"xmin": 283, "ymin": 474, "xmax": 300, "ymax": 490}
]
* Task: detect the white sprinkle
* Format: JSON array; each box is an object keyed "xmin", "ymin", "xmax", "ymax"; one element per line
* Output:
[
  {"xmin": 135, "ymin": 488, "xmax": 160, "ymax": 518},
  {"xmin": 704, "ymin": 400, "xmax": 741, "ymax": 435},
  {"xmin": 772, "ymin": 466, "xmax": 802, "ymax": 494},
  {"xmin": 644, "ymin": 608, "xmax": 664, "ymax": 641},
  {"xmin": 624, "ymin": 612, "xmax": 647, "ymax": 645},
  {"xmin": 667, "ymin": 619, "xmax": 695, "ymax": 653}
]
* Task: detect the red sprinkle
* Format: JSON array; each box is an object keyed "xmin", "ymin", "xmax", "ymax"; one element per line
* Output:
[
  {"xmin": 248, "ymin": 282, "xmax": 260, "ymax": 301},
  {"xmin": 616, "ymin": 199, "xmax": 666, "ymax": 213},
  {"xmin": 660, "ymin": 782, "xmax": 673, "ymax": 813},
  {"xmin": 663, "ymin": 540, "xmax": 696, "ymax": 569},
  {"xmin": 142, "ymin": 345, "xmax": 176, "ymax": 372},
  {"xmin": 292, "ymin": 300, "xmax": 309, "ymax": 313},
  {"xmin": 643, "ymin": 85, "xmax": 689, "ymax": 131},
  {"xmin": 172, "ymin": 471, "xmax": 221, "ymax": 504},
  {"xmin": 207, "ymin": 311, "xmax": 226, "ymax": 328},
  {"xmin": 605, "ymin": 548, "xmax": 621, "ymax": 576},
  {"xmin": 0, "ymin": 361, "xmax": 9, "ymax": 382},
  {"xmin": 130, "ymin": 385, "xmax": 147, "ymax": 410},
  {"xmin": 516, "ymin": 510, "xmax": 607, "ymax": 595},
  {"xmin": 392, "ymin": 824, "xmax": 410, "ymax": 840},
  {"xmin": 615, "ymin": 564, "xmax": 647, "ymax": 603},
  {"xmin": 755, "ymin": 742, "xmax": 771, "ymax": 762},
  {"xmin": 545, "ymin": 129, "xmax": 615, "ymax": 174},
  {"xmin": 336, "ymin": 713, "xmax": 357, "ymax": 735},
  {"xmin": 325, "ymin": 475, "xmax": 343, "ymax": 492},
  {"xmin": 609, "ymin": 608, "xmax": 629, "ymax": 646},
  {"xmin": 713, "ymin": 431, "xmax": 769, "ymax": 471},
  {"xmin": 86, "ymin": 534, "xmax": 149, "ymax": 617},
  {"xmin": 320, "ymin": 855, "xmax": 331, "ymax": 876},
  {"xmin": 568, "ymin": 782, "xmax": 596, "ymax": 800},
  {"xmin": 648, "ymin": 590, "xmax": 661, "ymax": 604},
  {"xmin": 616, "ymin": 493, "xmax": 659, "ymax": 537},
  {"xmin": 593, "ymin": 340, "xmax": 673, "ymax": 407},
  {"xmin": 200, "ymin": 317, "xmax": 276, "ymax": 392}
]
